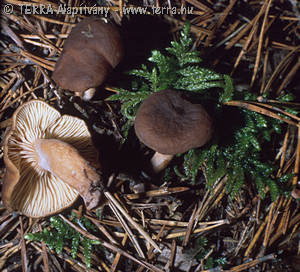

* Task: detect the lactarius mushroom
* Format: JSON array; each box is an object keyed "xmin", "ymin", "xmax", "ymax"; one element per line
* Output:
[
  {"xmin": 134, "ymin": 89, "xmax": 213, "ymax": 173},
  {"xmin": 52, "ymin": 17, "xmax": 123, "ymax": 100},
  {"xmin": 2, "ymin": 100, "xmax": 101, "ymax": 218}
]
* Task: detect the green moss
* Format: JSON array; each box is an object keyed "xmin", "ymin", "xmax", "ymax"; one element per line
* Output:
[
  {"xmin": 25, "ymin": 214, "xmax": 101, "ymax": 268},
  {"xmin": 109, "ymin": 22, "xmax": 294, "ymax": 201}
]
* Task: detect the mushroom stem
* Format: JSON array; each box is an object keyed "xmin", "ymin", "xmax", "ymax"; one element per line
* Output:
[
  {"xmin": 82, "ymin": 88, "xmax": 96, "ymax": 101},
  {"xmin": 35, "ymin": 139, "xmax": 102, "ymax": 210},
  {"xmin": 74, "ymin": 88, "xmax": 96, "ymax": 101},
  {"xmin": 150, "ymin": 152, "xmax": 174, "ymax": 173}
]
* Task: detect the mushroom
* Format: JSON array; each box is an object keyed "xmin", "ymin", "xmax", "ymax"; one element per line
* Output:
[
  {"xmin": 134, "ymin": 89, "xmax": 213, "ymax": 173},
  {"xmin": 2, "ymin": 100, "xmax": 101, "ymax": 218},
  {"xmin": 292, "ymin": 188, "xmax": 300, "ymax": 199},
  {"xmin": 52, "ymin": 17, "xmax": 123, "ymax": 101}
]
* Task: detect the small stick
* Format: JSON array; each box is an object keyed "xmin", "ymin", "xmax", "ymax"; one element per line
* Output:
[
  {"xmin": 101, "ymin": 241, "xmax": 163, "ymax": 272},
  {"xmin": 277, "ymin": 57, "xmax": 300, "ymax": 95},
  {"xmin": 168, "ymin": 239, "xmax": 176, "ymax": 270},
  {"xmin": 244, "ymin": 215, "xmax": 268, "ymax": 257},
  {"xmin": 104, "ymin": 86, "xmax": 119, "ymax": 93},
  {"xmin": 250, "ymin": 101, "xmax": 300, "ymax": 122},
  {"xmin": 59, "ymin": 215, "xmax": 99, "ymax": 241},
  {"xmin": 164, "ymin": 221, "xmax": 229, "ymax": 239},
  {"xmin": 20, "ymin": 34, "xmax": 69, "ymax": 39},
  {"xmin": 22, "ymin": 39, "xmax": 56, "ymax": 50},
  {"xmin": 85, "ymin": 215, "xmax": 119, "ymax": 245},
  {"xmin": 20, "ymin": 50, "xmax": 55, "ymax": 70},
  {"xmin": 183, "ymin": 204, "xmax": 197, "ymax": 247},
  {"xmin": 262, "ymin": 45, "xmax": 300, "ymax": 94},
  {"xmin": 137, "ymin": 225, "xmax": 166, "ymax": 272},
  {"xmin": 148, "ymin": 224, "xmax": 165, "ymax": 258},
  {"xmin": 19, "ymin": 216, "xmax": 28, "ymax": 272},
  {"xmin": 196, "ymin": 176, "xmax": 227, "ymax": 222},
  {"xmin": 147, "ymin": 218, "xmax": 228, "ymax": 227},
  {"xmin": 215, "ymin": 0, "xmax": 238, "ymax": 29},
  {"xmin": 32, "ymin": 15, "xmax": 75, "ymax": 26},
  {"xmin": 119, "ymin": 0, "xmax": 123, "ymax": 17},
  {"xmin": 271, "ymin": 41, "xmax": 298, "ymax": 50},
  {"xmin": 38, "ymin": 224, "xmax": 50, "ymax": 272},
  {"xmin": 293, "ymin": 125, "xmax": 300, "ymax": 188},
  {"xmin": 1, "ymin": 23, "xmax": 24, "ymax": 48},
  {"xmin": 231, "ymin": 24, "xmax": 258, "ymax": 73},
  {"xmin": 58, "ymin": 215, "xmax": 162, "ymax": 272},
  {"xmin": 163, "ymin": 15, "xmax": 212, "ymax": 36},
  {"xmin": 108, "ymin": 201, "xmax": 145, "ymax": 258},
  {"xmin": 0, "ymin": 84, "xmax": 44, "ymax": 113},
  {"xmin": 225, "ymin": 1, "xmax": 268, "ymax": 50},
  {"xmin": 259, "ymin": 200, "xmax": 276, "ymax": 256},
  {"xmin": 0, "ymin": 74, "xmax": 17, "ymax": 99},
  {"xmin": 228, "ymin": 254, "xmax": 276, "ymax": 272},
  {"xmin": 0, "ymin": 244, "xmax": 22, "ymax": 270},
  {"xmin": 185, "ymin": 0, "xmax": 213, "ymax": 13},
  {"xmin": 269, "ymin": 196, "xmax": 284, "ymax": 230},
  {"xmin": 224, "ymin": 100, "xmax": 298, "ymax": 126},
  {"xmin": 113, "ymin": 221, "xmax": 229, "ymax": 240},
  {"xmin": 260, "ymin": 40, "xmax": 269, "ymax": 94},
  {"xmin": 250, "ymin": 0, "xmax": 273, "ymax": 87},
  {"xmin": 270, "ymin": 209, "xmax": 300, "ymax": 245},
  {"xmin": 126, "ymin": 186, "xmax": 190, "ymax": 200},
  {"xmin": 111, "ymin": 233, "xmax": 127, "ymax": 272},
  {"xmin": 104, "ymin": 189, "xmax": 162, "ymax": 253},
  {"xmin": 31, "ymin": 242, "xmax": 94, "ymax": 272}
]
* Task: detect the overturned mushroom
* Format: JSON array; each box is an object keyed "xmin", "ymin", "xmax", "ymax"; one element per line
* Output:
[
  {"xmin": 52, "ymin": 17, "xmax": 123, "ymax": 100},
  {"xmin": 3, "ymin": 100, "xmax": 101, "ymax": 218},
  {"xmin": 134, "ymin": 89, "xmax": 213, "ymax": 172}
]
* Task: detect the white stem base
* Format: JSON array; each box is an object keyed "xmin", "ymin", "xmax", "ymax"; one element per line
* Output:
[
  {"xmin": 75, "ymin": 88, "xmax": 96, "ymax": 101},
  {"xmin": 150, "ymin": 152, "xmax": 174, "ymax": 173},
  {"xmin": 82, "ymin": 87, "xmax": 96, "ymax": 101}
]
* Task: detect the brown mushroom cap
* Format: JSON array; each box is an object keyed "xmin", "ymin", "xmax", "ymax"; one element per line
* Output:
[
  {"xmin": 3, "ymin": 100, "xmax": 99, "ymax": 218},
  {"xmin": 52, "ymin": 17, "xmax": 123, "ymax": 94},
  {"xmin": 134, "ymin": 89, "xmax": 213, "ymax": 155}
]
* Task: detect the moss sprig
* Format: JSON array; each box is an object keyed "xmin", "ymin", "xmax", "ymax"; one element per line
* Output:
[
  {"xmin": 179, "ymin": 91, "xmax": 294, "ymax": 200},
  {"xmin": 108, "ymin": 22, "xmax": 233, "ymax": 119},
  {"xmin": 25, "ymin": 214, "xmax": 101, "ymax": 268},
  {"xmin": 109, "ymin": 22, "xmax": 294, "ymax": 200},
  {"xmin": 186, "ymin": 236, "xmax": 227, "ymax": 270}
]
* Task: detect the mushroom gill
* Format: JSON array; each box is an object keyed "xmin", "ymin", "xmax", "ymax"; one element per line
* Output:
[{"xmin": 3, "ymin": 100, "xmax": 100, "ymax": 218}]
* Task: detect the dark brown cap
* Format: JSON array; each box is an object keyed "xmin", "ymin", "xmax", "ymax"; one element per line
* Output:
[
  {"xmin": 134, "ymin": 89, "xmax": 213, "ymax": 155},
  {"xmin": 52, "ymin": 17, "xmax": 123, "ymax": 94}
]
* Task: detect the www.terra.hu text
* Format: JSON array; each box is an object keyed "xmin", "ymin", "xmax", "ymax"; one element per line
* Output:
[{"xmin": 2, "ymin": 4, "xmax": 194, "ymax": 16}]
